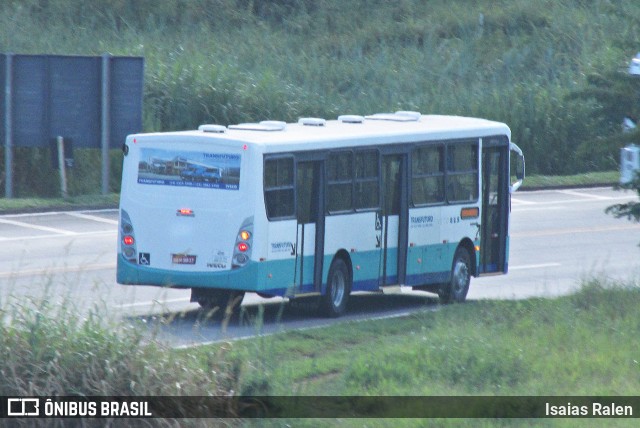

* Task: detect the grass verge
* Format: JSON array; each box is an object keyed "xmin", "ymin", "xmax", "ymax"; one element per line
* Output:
[
  {"xmin": 0, "ymin": 293, "xmax": 242, "ymax": 426},
  {"xmin": 0, "ymin": 193, "xmax": 119, "ymax": 214},
  {"xmin": 192, "ymin": 278, "xmax": 639, "ymax": 426},
  {"xmin": 1, "ymin": 278, "xmax": 639, "ymax": 426},
  {"xmin": 201, "ymin": 278, "xmax": 640, "ymax": 398},
  {"xmin": 521, "ymin": 171, "xmax": 619, "ymax": 190}
]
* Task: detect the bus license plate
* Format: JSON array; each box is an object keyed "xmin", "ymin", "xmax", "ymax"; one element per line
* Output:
[{"xmin": 172, "ymin": 254, "xmax": 197, "ymax": 265}]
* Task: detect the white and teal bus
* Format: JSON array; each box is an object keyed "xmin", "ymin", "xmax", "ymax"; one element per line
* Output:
[{"xmin": 117, "ymin": 112, "xmax": 524, "ymax": 317}]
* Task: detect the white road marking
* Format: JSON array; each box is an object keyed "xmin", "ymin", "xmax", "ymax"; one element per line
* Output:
[
  {"xmin": 0, "ymin": 210, "xmax": 117, "ymax": 241},
  {"xmin": 510, "ymin": 197, "xmax": 536, "ymax": 205},
  {"xmin": 0, "ymin": 262, "xmax": 116, "ymax": 279},
  {"xmin": 515, "ymin": 206, "xmax": 563, "ymax": 212},
  {"xmin": 510, "ymin": 263, "xmax": 561, "ymax": 270},
  {"xmin": 0, "ymin": 218, "xmax": 75, "ymax": 235},
  {"xmin": 0, "ymin": 230, "xmax": 116, "ymax": 242},
  {"xmin": 1, "ymin": 211, "xmax": 66, "ymax": 219},
  {"xmin": 555, "ymin": 189, "xmax": 613, "ymax": 200},
  {"xmin": 66, "ymin": 212, "xmax": 119, "ymax": 225},
  {"xmin": 516, "ymin": 194, "xmax": 633, "ymax": 207},
  {"xmin": 513, "ymin": 224, "xmax": 640, "ymax": 238},
  {"xmin": 114, "ymin": 297, "xmax": 192, "ymax": 309}
]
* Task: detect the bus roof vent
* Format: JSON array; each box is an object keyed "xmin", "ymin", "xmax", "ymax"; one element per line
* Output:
[
  {"xmin": 198, "ymin": 124, "xmax": 227, "ymax": 133},
  {"xmin": 395, "ymin": 111, "xmax": 421, "ymax": 120},
  {"xmin": 260, "ymin": 120, "xmax": 287, "ymax": 130},
  {"xmin": 338, "ymin": 115, "xmax": 365, "ymax": 124},
  {"xmin": 229, "ymin": 121, "xmax": 287, "ymax": 132},
  {"xmin": 299, "ymin": 117, "xmax": 326, "ymax": 127},
  {"xmin": 365, "ymin": 111, "xmax": 421, "ymax": 122}
]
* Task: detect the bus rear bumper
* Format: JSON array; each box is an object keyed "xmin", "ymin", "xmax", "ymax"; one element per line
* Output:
[{"xmin": 116, "ymin": 254, "xmax": 286, "ymax": 295}]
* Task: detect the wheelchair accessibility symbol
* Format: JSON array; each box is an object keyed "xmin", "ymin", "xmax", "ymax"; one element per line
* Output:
[{"xmin": 139, "ymin": 253, "xmax": 150, "ymax": 265}]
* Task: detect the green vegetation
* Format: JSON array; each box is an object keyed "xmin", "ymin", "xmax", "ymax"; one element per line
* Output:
[
  {"xmin": 213, "ymin": 279, "xmax": 640, "ymax": 399},
  {"xmin": 0, "ymin": 193, "xmax": 119, "ymax": 214},
  {"xmin": 2, "ymin": 278, "xmax": 638, "ymax": 425},
  {"xmin": 0, "ymin": 297, "xmax": 237, "ymax": 396},
  {"xmin": 1, "ymin": 0, "xmax": 640, "ymax": 197},
  {"xmin": 608, "ymin": 177, "xmax": 640, "ymax": 224},
  {"xmin": 521, "ymin": 171, "xmax": 618, "ymax": 190},
  {"xmin": 0, "ymin": 295, "xmax": 241, "ymax": 426}
]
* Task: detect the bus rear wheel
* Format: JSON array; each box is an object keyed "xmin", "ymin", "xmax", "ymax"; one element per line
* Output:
[
  {"xmin": 439, "ymin": 247, "xmax": 471, "ymax": 304},
  {"xmin": 319, "ymin": 257, "xmax": 351, "ymax": 317}
]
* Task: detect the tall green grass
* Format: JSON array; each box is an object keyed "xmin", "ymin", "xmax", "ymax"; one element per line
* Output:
[
  {"xmin": 1, "ymin": 277, "xmax": 639, "ymax": 425},
  {"xmin": 2, "ymin": 0, "xmax": 640, "ymax": 196},
  {"xmin": 0, "ymin": 293, "xmax": 240, "ymax": 408},
  {"xmin": 210, "ymin": 278, "xmax": 640, "ymax": 398}
]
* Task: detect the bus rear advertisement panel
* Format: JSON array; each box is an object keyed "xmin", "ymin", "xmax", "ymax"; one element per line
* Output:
[
  {"xmin": 137, "ymin": 148, "xmax": 241, "ymax": 190},
  {"xmin": 117, "ymin": 113, "xmax": 525, "ymax": 317}
]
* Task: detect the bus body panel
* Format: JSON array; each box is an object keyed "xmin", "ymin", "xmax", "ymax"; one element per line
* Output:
[
  {"xmin": 406, "ymin": 206, "xmax": 448, "ymax": 286},
  {"xmin": 323, "ymin": 212, "xmax": 381, "ymax": 291},
  {"xmin": 264, "ymin": 219, "xmax": 298, "ymax": 294}
]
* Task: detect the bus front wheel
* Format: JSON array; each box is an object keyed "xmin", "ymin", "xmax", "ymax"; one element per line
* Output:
[
  {"xmin": 319, "ymin": 257, "xmax": 351, "ymax": 317},
  {"xmin": 439, "ymin": 247, "xmax": 471, "ymax": 304}
]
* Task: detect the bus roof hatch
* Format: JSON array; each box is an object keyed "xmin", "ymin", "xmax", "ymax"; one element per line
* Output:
[
  {"xmin": 229, "ymin": 121, "xmax": 287, "ymax": 132},
  {"xmin": 365, "ymin": 111, "xmax": 421, "ymax": 122}
]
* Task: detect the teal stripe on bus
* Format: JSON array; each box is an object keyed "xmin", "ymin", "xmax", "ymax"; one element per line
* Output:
[{"xmin": 117, "ymin": 240, "xmax": 474, "ymax": 295}]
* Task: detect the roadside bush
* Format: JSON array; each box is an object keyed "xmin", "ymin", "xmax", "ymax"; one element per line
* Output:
[{"xmin": 0, "ymin": 295, "xmax": 241, "ymax": 408}]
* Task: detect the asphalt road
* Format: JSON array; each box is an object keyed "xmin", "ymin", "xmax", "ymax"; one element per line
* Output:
[{"xmin": 1, "ymin": 187, "xmax": 639, "ymax": 346}]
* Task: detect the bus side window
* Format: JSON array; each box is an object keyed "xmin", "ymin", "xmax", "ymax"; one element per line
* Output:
[
  {"xmin": 327, "ymin": 152, "xmax": 354, "ymax": 213},
  {"xmin": 446, "ymin": 143, "xmax": 478, "ymax": 203},
  {"xmin": 264, "ymin": 157, "xmax": 295, "ymax": 219},
  {"xmin": 412, "ymin": 145, "xmax": 444, "ymax": 206},
  {"xmin": 355, "ymin": 150, "xmax": 380, "ymax": 210}
]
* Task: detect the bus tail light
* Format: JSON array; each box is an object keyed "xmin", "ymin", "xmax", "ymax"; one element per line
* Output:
[
  {"xmin": 120, "ymin": 210, "xmax": 138, "ymax": 263},
  {"xmin": 232, "ymin": 217, "xmax": 254, "ymax": 269},
  {"xmin": 177, "ymin": 208, "xmax": 195, "ymax": 217}
]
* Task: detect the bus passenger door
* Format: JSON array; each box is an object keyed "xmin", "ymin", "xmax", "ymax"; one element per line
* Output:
[
  {"xmin": 479, "ymin": 144, "xmax": 508, "ymax": 274},
  {"xmin": 295, "ymin": 161, "xmax": 324, "ymax": 292},
  {"xmin": 380, "ymin": 155, "xmax": 409, "ymax": 286}
]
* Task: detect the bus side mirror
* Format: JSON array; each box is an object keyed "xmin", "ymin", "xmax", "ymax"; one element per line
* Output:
[{"xmin": 509, "ymin": 142, "xmax": 525, "ymax": 193}]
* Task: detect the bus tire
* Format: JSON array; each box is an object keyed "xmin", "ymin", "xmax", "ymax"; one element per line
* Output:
[
  {"xmin": 319, "ymin": 257, "xmax": 351, "ymax": 317},
  {"xmin": 439, "ymin": 247, "xmax": 471, "ymax": 304}
]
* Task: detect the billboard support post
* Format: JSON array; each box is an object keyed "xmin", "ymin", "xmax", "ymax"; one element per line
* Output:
[
  {"xmin": 101, "ymin": 53, "xmax": 111, "ymax": 195},
  {"xmin": 57, "ymin": 136, "xmax": 68, "ymax": 199},
  {"xmin": 4, "ymin": 53, "xmax": 13, "ymax": 198}
]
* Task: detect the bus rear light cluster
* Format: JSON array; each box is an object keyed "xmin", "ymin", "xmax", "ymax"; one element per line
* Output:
[
  {"xmin": 232, "ymin": 217, "xmax": 253, "ymax": 269},
  {"xmin": 120, "ymin": 210, "xmax": 138, "ymax": 263}
]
